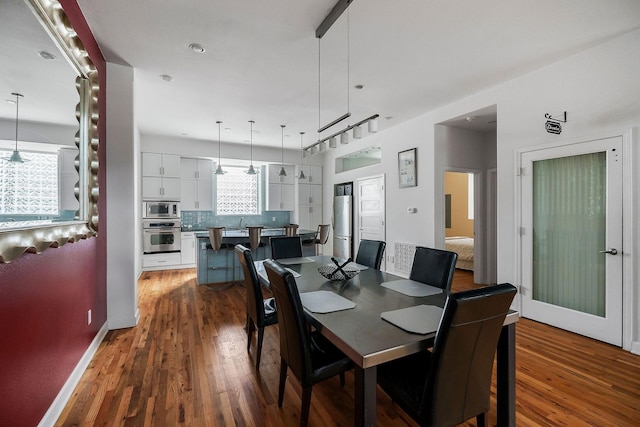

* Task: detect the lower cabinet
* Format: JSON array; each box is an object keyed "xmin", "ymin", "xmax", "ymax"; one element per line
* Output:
[
  {"xmin": 142, "ymin": 252, "xmax": 181, "ymax": 269},
  {"xmin": 196, "ymin": 238, "xmax": 239, "ymax": 284},
  {"xmin": 181, "ymin": 232, "xmax": 196, "ymax": 266}
]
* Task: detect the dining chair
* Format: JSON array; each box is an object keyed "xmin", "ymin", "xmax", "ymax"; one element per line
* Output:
[
  {"xmin": 409, "ymin": 246, "xmax": 458, "ymax": 291},
  {"xmin": 354, "ymin": 239, "xmax": 386, "ymax": 269},
  {"xmin": 301, "ymin": 224, "xmax": 330, "ymax": 255},
  {"xmin": 270, "ymin": 236, "xmax": 303, "ymax": 259},
  {"xmin": 377, "ymin": 283, "xmax": 517, "ymax": 427},
  {"xmin": 235, "ymin": 245, "xmax": 278, "ymax": 370},
  {"xmin": 263, "ymin": 259, "xmax": 353, "ymax": 427}
]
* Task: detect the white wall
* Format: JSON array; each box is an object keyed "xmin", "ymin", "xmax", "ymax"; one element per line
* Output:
[
  {"xmin": 106, "ymin": 62, "xmax": 139, "ymax": 329},
  {"xmin": 321, "ymin": 29, "xmax": 640, "ymax": 350}
]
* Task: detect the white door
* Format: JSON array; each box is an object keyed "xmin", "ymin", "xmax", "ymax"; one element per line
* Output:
[
  {"xmin": 520, "ymin": 136, "xmax": 623, "ymax": 346},
  {"xmin": 356, "ymin": 175, "xmax": 386, "ymax": 268}
]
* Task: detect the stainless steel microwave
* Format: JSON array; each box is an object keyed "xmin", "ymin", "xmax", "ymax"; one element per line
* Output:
[{"xmin": 143, "ymin": 201, "xmax": 180, "ymax": 218}]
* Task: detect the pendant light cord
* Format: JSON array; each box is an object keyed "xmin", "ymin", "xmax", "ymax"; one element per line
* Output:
[{"xmin": 14, "ymin": 93, "xmax": 22, "ymax": 151}]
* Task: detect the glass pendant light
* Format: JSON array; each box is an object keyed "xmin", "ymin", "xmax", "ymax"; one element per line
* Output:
[
  {"xmin": 214, "ymin": 120, "xmax": 225, "ymax": 175},
  {"xmin": 3, "ymin": 93, "xmax": 29, "ymax": 163},
  {"xmin": 297, "ymin": 132, "xmax": 306, "ymax": 179},
  {"xmin": 246, "ymin": 120, "xmax": 256, "ymax": 175},
  {"xmin": 279, "ymin": 124, "xmax": 287, "ymax": 177}
]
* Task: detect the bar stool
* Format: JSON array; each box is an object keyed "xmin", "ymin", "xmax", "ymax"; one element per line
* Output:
[
  {"xmin": 284, "ymin": 224, "xmax": 299, "ymax": 237},
  {"xmin": 247, "ymin": 226, "xmax": 264, "ymax": 250},
  {"xmin": 207, "ymin": 227, "xmax": 234, "ymax": 290}
]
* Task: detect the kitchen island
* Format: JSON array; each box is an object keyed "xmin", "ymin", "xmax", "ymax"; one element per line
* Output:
[{"xmin": 194, "ymin": 227, "xmax": 317, "ymax": 285}]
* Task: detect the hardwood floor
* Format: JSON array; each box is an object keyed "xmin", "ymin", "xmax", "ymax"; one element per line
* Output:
[{"xmin": 56, "ymin": 268, "xmax": 640, "ymax": 426}]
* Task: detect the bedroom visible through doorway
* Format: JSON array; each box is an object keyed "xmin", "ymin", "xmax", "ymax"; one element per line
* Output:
[{"xmin": 444, "ymin": 171, "xmax": 475, "ymax": 272}]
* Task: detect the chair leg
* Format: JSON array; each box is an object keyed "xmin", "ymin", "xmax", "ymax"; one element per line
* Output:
[
  {"xmin": 300, "ymin": 386, "xmax": 312, "ymax": 427},
  {"xmin": 246, "ymin": 320, "xmax": 254, "ymax": 351},
  {"xmin": 256, "ymin": 327, "xmax": 265, "ymax": 370},
  {"xmin": 476, "ymin": 412, "xmax": 487, "ymax": 427},
  {"xmin": 278, "ymin": 358, "xmax": 288, "ymax": 408}
]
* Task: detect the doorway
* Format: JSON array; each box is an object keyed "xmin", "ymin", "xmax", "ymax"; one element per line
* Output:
[
  {"xmin": 355, "ymin": 175, "xmax": 386, "ymax": 270},
  {"xmin": 520, "ymin": 136, "xmax": 623, "ymax": 346}
]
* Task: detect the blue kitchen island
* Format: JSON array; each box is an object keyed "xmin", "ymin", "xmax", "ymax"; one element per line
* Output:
[{"xmin": 195, "ymin": 228, "xmax": 317, "ymax": 285}]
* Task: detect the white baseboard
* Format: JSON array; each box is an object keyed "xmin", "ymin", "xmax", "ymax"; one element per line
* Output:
[
  {"xmin": 38, "ymin": 321, "xmax": 109, "ymax": 427},
  {"xmin": 631, "ymin": 341, "xmax": 640, "ymax": 356},
  {"xmin": 108, "ymin": 308, "xmax": 140, "ymax": 330}
]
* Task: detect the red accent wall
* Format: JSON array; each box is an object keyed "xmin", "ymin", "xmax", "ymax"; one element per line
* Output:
[{"xmin": 0, "ymin": 1, "xmax": 107, "ymax": 425}]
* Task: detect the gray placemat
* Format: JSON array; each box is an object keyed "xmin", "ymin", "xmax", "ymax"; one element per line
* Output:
[
  {"xmin": 278, "ymin": 257, "xmax": 315, "ymax": 265},
  {"xmin": 381, "ymin": 305, "xmax": 444, "ymax": 334},
  {"xmin": 300, "ymin": 291, "xmax": 356, "ymax": 313},
  {"xmin": 381, "ymin": 279, "xmax": 443, "ymax": 297}
]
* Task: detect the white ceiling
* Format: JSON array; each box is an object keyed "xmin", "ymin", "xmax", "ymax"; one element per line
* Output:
[{"xmin": 4, "ymin": 0, "xmax": 640, "ymax": 149}]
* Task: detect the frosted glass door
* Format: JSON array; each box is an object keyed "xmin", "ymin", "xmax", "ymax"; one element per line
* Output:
[{"xmin": 520, "ymin": 137, "xmax": 622, "ymax": 346}]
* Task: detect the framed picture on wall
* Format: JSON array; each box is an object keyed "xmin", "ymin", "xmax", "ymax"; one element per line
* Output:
[{"xmin": 398, "ymin": 148, "xmax": 417, "ymax": 188}]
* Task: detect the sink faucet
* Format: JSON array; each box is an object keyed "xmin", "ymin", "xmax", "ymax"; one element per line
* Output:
[{"xmin": 239, "ymin": 217, "xmax": 244, "ymax": 228}]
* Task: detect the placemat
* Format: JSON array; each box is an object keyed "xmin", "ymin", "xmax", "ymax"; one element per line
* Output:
[
  {"xmin": 278, "ymin": 257, "xmax": 315, "ymax": 265},
  {"xmin": 300, "ymin": 291, "xmax": 356, "ymax": 314},
  {"xmin": 381, "ymin": 279, "xmax": 443, "ymax": 297},
  {"xmin": 381, "ymin": 305, "xmax": 444, "ymax": 334}
]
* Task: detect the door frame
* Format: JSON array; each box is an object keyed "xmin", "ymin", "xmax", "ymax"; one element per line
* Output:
[
  {"xmin": 355, "ymin": 174, "xmax": 386, "ymax": 270},
  {"xmin": 516, "ymin": 128, "xmax": 635, "ymax": 351}
]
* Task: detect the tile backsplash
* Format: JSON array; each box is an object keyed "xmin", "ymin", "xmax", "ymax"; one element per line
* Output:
[{"xmin": 181, "ymin": 210, "xmax": 290, "ymax": 231}]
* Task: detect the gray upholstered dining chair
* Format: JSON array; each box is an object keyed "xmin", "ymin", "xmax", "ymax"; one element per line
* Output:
[
  {"xmin": 270, "ymin": 236, "xmax": 303, "ymax": 259},
  {"xmin": 377, "ymin": 283, "xmax": 517, "ymax": 427},
  {"xmin": 235, "ymin": 244, "xmax": 278, "ymax": 370},
  {"xmin": 263, "ymin": 259, "xmax": 353, "ymax": 427},
  {"xmin": 409, "ymin": 246, "xmax": 458, "ymax": 291},
  {"xmin": 354, "ymin": 239, "xmax": 386, "ymax": 269}
]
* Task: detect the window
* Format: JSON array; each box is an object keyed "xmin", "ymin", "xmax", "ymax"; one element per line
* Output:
[
  {"xmin": 0, "ymin": 150, "xmax": 59, "ymax": 215},
  {"xmin": 215, "ymin": 165, "xmax": 260, "ymax": 215}
]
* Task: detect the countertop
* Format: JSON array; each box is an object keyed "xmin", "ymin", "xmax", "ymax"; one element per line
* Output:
[{"xmin": 193, "ymin": 227, "xmax": 316, "ymax": 238}]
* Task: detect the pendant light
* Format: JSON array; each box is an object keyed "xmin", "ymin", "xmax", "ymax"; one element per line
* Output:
[
  {"xmin": 246, "ymin": 120, "xmax": 256, "ymax": 175},
  {"xmin": 278, "ymin": 125, "xmax": 287, "ymax": 177},
  {"xmin": 3, "ymin": 93, "xmax": 29, "ymax": 163},
  {"xmin": 297, "ymin": 132, "xmax": 306, "ymax": 180},
  {"xmin": 214, "ymin": 120, "xmax": 225, "ymax": 175}
]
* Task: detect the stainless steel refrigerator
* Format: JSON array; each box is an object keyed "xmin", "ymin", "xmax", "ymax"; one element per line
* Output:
[{"xmin": 333, "ymin": 195, "xmax": 352, "ymax": 259}]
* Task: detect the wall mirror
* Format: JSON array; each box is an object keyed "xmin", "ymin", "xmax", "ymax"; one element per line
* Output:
[{"xmin": 0, "ymin": 0, "xmax": 99, "ymax": 263}]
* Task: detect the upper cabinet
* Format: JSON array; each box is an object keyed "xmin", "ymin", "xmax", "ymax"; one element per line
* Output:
[
  {"xmin": 266, "ymin": 164, "xmax": 295, "ymax": 210},
  {"xmin": 180, "ymin": 158, "xmax": 213, "ymax": 211},
  {"xmin": 300, "ymin": 165, "xmax": 323, "ymax": 184},
  {"xmin": 296, "ymin": 165, "xmax": 323, "ymax": 230},
  {"xmin": 142, "ymin": 152, "xmax": 181, "ymax": 200}
]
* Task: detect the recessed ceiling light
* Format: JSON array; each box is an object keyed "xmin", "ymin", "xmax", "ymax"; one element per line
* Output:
[
  {"xmin": 355, "ymin": 84, "xmax": 364, "ymax": 90},
  {"xmin": 189, "ymin": 43, "xmax": 206, "ymax": 53},
  {"xmin": 385, "ymin": 116, "xmax": 394, "ymax": 120},
  {"xmin": 224, "ymin": 127, "xmax": 231, "ymax": 132},
  {"xmin": 6, "ymin": 99, "xmax": 16, "ymax": 104},
  {"xmin": 160, "ymin": 74, "xmax": 173, "ymax": 82},
  {"xmin": 38, "ymin": 50, "xmax": 56, "ymax": 60},
  {"xmin": 466, "ymin": 116, "xmax": 477, "ymax": 122}
]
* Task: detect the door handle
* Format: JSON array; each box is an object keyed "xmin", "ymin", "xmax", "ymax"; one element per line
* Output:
[{"xmin": 599, "ymin": 248, "xmax": 618, "ymax": 255}]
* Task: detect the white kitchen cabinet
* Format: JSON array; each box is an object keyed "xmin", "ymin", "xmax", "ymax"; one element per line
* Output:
[
  {"xmin": 299, "ymin": 165, "xmax": 322, "ymax": 184},
  {"xmin": 142, "ymin": 152, "xmax": 181, "ymax": 178},
  {"xmin": 142, "ymin": 252, "xmax": 181, "ymax": 270},
  {"xmin": 267, "ymin": 164, "xmax": 295, "ymax": 185},
  {"xmin": 142, "ymin": 152, "xmax": 182, "ymax": 200},
  {"xmin": 267, "ymin": 183, "xmax": 295, "ymax": 211},
  {"xmin": 298, "ymin": 183, "xmax": 323, "ymax": 205},
  {"xmin": 180, "ymin": 158, "xmax": 213, "ymax": 210},
  {"xmin": 266, "ymin": 164, "xmax": 295, "ymax": 210},
  {"xmin": 297, "ymin": 205, "xmax": 323, "ymax": 231},
  {"xmin": 142, "ymin": 176, "xmax": 181, "ymax": 200},
  {"xmin": 181, "ymin": 232, "xmax": 196, "ymax": 266}
]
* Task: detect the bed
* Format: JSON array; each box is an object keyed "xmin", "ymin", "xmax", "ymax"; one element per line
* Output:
[{"xmin": 445, "ymin": 236, "xmax": 474, "ymax": 271}]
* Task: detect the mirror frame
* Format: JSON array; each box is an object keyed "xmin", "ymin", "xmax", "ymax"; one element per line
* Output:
[{"xmin": 0, "ymin": 0, "xmax": 99, "ymax": 263}]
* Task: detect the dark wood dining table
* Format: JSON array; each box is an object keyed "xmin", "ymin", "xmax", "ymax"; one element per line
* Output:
[{"xmin": 258, "ymin": 255, "xmax": 519, "ymax": 427}]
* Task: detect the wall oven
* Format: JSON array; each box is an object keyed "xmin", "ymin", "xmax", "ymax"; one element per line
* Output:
[
  {"xmin": 143, "ymin": 201, "xmax": 180, "ymax": 219},
  {"xmin": 143, "ymin": 219, "xmax": 181, "ymax": 254}
]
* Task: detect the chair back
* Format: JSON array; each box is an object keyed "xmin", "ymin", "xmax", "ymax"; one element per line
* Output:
[
  {"xmin": 316, "ymin": 224, "xmax": 331, "ymax": 245},
  {"xmin": 409, "ymin": 246, "xmax": 458, "ymax": 291},
  {"xmin": 284, "ymin": 224, "xmax": 299, "ymax": 237},
  {"xmin": 235, "ymin": 245, "xmax": 267, "ymax": 325},
  {"xmin": 246, "ymin": 226, "xmax": 264, "ymax": 250},
  {"xmin": 355, "ymin": 240, "xmax": 386, "ymax": 269},
  {"xmin": 420, "ymin": 283, "xmax": 517, "ymax": 426},
  {"xmin": 270, "ymin": 236, "xmax": 303, "ymax": 259},
  {"xmin": 264, "ymin": 259, "xmax": 314, "ymax": 381}
]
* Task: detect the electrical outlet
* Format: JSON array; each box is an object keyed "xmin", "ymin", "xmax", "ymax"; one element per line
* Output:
[
  {"xmin": 389, "ymin": 255, "xmax": 395, "ymax": 263},
  {"xmin": 87, "ymin": 309, "xmax": 92, "ymax": 325},
  {"xmin": 272, "ymin": 217, "xmax": 276, "ymax": 221}
]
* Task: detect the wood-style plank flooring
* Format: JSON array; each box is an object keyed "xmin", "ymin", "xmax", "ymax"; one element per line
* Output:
[{"xmin": 56, "ymin": 268, "xmax": 640, "ymax": 426}]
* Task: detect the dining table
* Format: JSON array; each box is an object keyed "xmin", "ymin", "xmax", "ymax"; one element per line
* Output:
[{"xmin": 256, "ymin": 255, "xmax": 519, "ymax": 427}]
